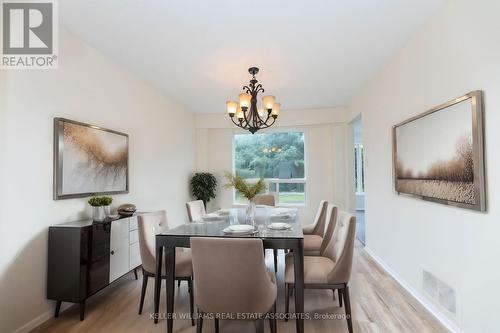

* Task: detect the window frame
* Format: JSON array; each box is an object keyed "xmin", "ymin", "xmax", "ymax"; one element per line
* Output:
[
  {"xmin": 232, "ymin": 128, "xmax": 309, "ymax": 207},
  {"xmin": 354, "ymin": 143, "xmax": 365, "ymax": 194}
]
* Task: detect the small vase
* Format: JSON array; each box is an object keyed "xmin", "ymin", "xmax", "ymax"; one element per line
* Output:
[
  {"xmin": 103, "ymin": 205, "xmax": 111, "ymax": 217},
  {"xmin": 245, "ymin": 199, "xmax": 256, "ymax": 226},
  {"xmin": 92, "ymin": 206, "xmax": 106, "ymax": 222}
]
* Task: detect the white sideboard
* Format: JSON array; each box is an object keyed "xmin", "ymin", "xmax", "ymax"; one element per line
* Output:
[{"xmin": 110, "ymin": 216, "xmax": 141, "ymax": 283}]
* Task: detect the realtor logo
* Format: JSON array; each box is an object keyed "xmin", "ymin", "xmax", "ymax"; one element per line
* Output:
[{"xmin": 1, "ymin": 0, "xmax": 58, "ymax": 69}]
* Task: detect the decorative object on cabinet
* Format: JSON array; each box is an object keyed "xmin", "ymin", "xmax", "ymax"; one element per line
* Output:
[
  {"xmin": 88, "ymin": 196, "xmax": 113, "ymax": 221},
  {"xmin": 190, "ymin": 172, "xmax": 217, "ymax": 208},
  {"xmin": 393, "ymin": 91, "xmax": 486, "ymax": 211},
  {"xmin": 118, "ymin": 203, "xmax": 136, "ymax": 217},
  {"xmin": 224, "ymin": 172, "xmax": 266, "ymax": 224},
  {"xmin": 53, "ymin": 118, "xmax": 129, "ymax": 200},
  {"xmin": 47, "ymin": 215, "xmax": 142, "ymax": 321}
]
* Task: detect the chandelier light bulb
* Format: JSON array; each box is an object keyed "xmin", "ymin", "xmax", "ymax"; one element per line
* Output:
[
  {"xmin": 257, "ymin": 108, "xmax": 265, "ymax": 118},
  {"xmin": 236, "ymin": 108, "xmax": 244, "ymax": 120},
  {"xmin": 239, "ymin": 93, "xmax": 251, "ymax": 109},
  {"xmin": 226, "ymin": 101, "xmax": 238, "ymax": 116},
  {"xmin": 262, "ymin": 95, "xmax": 276, "ymax": 110},
  {"xmin": 271, "ymin": 103, "xmax": 281, "ymax": 117}
]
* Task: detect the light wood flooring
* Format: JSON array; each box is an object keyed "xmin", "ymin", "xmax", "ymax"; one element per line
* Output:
[{"xmin": 31, "ymin": 242, "xmax": 448, "ymax": 333}]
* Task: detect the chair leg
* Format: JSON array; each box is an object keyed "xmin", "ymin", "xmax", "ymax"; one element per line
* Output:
[
  {"xmin": 332, "ymin": 289, "xmax": 336, "ymax": 300},
  {"xmin": 338, "ymin": 289, "xmax": 343, "ymax": 307},
  {"xmin": 79, "ymin": 301, "xmax": 85, "ymax": 321},
  {"xmin": 342, "ymin": 285, "xmax": 353, "ymax": 333},
  {"xmin": 255, "ymin": 319, "xmax": 264, "ymax": 333},
  {"xmin": 273, "ymin": 249, "xmax": 278, "ymax": 273},
  {"xmin": 269, "ymin": 302, "xmax": 277, "ymax": 333},
  {"xmin": 138, "ymin": 274, "xmax": 149, "ymax": 314},
  {"xmin": 178, "ymin": 280, "xmax": 181, "ymax": 288},
  {"xmin": 196, "ymin": 310, "xmax": 203, "ymax": 333},
  {"xmin": 54, "ymin": 300, "xmax": 62, "ymax": 318},
  {"xmin": 285, "ymin": 283, "xmax": 290, "ymax": 322},
  {"xmin": 134, "ymin": 267, "xmax": 138, "ymax": 280},
  {"xmin": 188, "ymin": 278, "xmax": 195, "ymax": 326},
  {"xmin": 214, "ymin": 318, "xmax": 220, "ymax": 333}
]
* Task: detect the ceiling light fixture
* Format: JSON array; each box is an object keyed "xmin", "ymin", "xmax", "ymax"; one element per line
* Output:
[{"xmin": 226, "ymin": 67, "xmax": 280, "ymax": 134}]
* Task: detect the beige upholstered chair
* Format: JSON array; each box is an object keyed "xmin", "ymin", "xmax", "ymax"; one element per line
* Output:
[
  {"xmin": 190, "ymin": 237, "xmax": 277, "ymax": 333},
  {"xmin": 186, "ymin": 200, "xmax": 206, "ymax": 222},
  {"xmin": 137, "ymin": 211, "xmax": 194, "ymax": 326},
  {"xmin": 285, "ymin": 211, "xmax": 356, "ymax": 333},
  {"xmin": 254, "ymin": 194, "xmax": 276, "ymax": 206},
  {"xmin": 306, "ymin": 204, "xmax": 337, "ymax": 256},
  {"xmin": 302, "ymin": 200, "xmax": 328, "ymax": 255},
  {"xmin": 253, "ymin": 194, "xmax": 279, "ymax": 272}
]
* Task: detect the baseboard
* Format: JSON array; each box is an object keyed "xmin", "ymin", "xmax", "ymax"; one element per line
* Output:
[
  {"xmin": 13, "ymin": 302, "xmax": 72, "ymax": 333},
  {"xmin": 363, "ymin": 246, "xmax": 462, "ymax": 333}
]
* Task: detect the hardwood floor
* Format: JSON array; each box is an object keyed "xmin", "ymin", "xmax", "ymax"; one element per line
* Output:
[{"xmin": 31, "ymin": 242, "xmax": 447, "ymax": 333}]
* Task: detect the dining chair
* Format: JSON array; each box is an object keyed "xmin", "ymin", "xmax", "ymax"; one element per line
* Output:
[
  {"xmin": 253, "ymin": 194, "xmax": 280, "ymax": 272},
  {"xmin": 137, "ymin": 211, "xmax": 195, "ymax": 326},
  {"xmin": 254, "ymin": 194, "xmax": 276, "ymax": 206},
  {"xmin": 190, "ymin": 237, "xmax": 277, "ymax": 333},
  {"xmin": 186, "ymin": 200, "xmax": 206, "ymax": 222},
  {"xmin": 285, "ymin": 211, "xmax": 356, "ymax": 333},
  {"xmin": 306, "ymin": 204, "xmax": 337, "ymax": 256},
  {"xmin": 302, "ymin": 200, "xmax": 328, "ymax": 255}
]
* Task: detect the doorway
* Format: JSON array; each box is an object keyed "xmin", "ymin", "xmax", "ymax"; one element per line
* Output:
[{"xmin": 352, "ymin": 116, "xmax": 365, "ymax": 245}]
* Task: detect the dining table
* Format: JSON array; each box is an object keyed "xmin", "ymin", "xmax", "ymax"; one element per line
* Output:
[{"xmin": 153, "ymin": 206, "xmax": 305, "ymax": 333}]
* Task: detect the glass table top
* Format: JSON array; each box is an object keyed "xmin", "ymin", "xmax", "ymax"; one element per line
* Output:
[{"xmin": 160, "ymin": 207, "xmax": 303, "ymax": 239}]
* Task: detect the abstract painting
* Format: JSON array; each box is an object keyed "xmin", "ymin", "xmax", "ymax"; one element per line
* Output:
[
  {"xmin": 54, "ymin": 118, "xmax": 129, "ymax": 199},
  {"xmin": 393, "ymin": 91, "xmax": 485, "ymax": 211}
]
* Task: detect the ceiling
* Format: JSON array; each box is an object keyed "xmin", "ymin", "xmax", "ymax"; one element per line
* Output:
[{"xmin": 60, "ymin": 0, "xmax": 443, "ymax": 114}]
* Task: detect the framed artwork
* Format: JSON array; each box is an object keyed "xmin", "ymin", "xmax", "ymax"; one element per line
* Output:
[
  {"xmin": 53, "ymin": 118, "xmax": 129, "ymax": 200},
  {"xmin": 392, "ymin": 91, "xmax": 486, "ymax": 211}
]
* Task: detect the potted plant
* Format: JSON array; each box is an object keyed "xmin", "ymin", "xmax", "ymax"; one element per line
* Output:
[
  {"xmin": 101, "ymin": 196, "xmax": 113, "ymax": 217},
  {"xmin": 224, "ymin": 172, "xmax": 266, "ymax": 224},
  {"xmin": 88, "ymin": 196, "xmax": 105, "ymax": 222},
  {"xmin": 190, "ymin": 172, "xmax": 218, "ymax": 208}
]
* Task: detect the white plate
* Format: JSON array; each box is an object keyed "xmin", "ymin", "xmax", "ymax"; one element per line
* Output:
[
  {"xmin": 228, "ymin": 224, "xmax": 255, "ymax": 232},
  {"xmin": 202, "ymin": 213, "xmax": 223, "ymax": 221},
  {"xmin": 268, "ymin": 222, "xmax": 291, "ymax": 230}
]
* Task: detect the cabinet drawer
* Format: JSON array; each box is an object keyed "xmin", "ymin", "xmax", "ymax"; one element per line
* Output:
[
  {"xmin": 129, "ymin": 216, "xmax": 138, "ymax": 231},
  {"xmin": 129, "ymin": 229, "xmax": 139, "ymax": 245},
  {"xmin": 129, "ymin": 242, "xmax": 141, "ymax": 270}
]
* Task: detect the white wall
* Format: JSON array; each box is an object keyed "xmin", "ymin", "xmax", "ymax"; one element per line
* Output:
[
  {"xmin": 347, "ymin": 0, "xmax": 500, "ymax": 331},
  {"xmin": 194, "ymin": 108, "xmax": 349, "ymax": 224},
  {"xmin": 0, "ymin": 29, "xmax": 195, "ymax": 333}
]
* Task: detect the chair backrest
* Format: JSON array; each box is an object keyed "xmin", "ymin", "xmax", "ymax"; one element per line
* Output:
[
  {"xmin": 323, "ymin": 211, "xmax": 356, "ymax": 284},
  {"xmin": 319, "ymin": 204, "xmax": 338, "ymax": 254},
  {"xmin": 186, "ymin": 200, "xmax": 206, "ymax": 222},
  {"xmin": 311, "ymin": 200, "xmax": 328, "ymax": 236},
  {"xmin": 253, "ymin": 194, "xmax": 276, "ymax": 206},
  {"xmin": 137, "ymin": 211, "xmax": 169, "ymax": 273},
  {"xmin": 190, "ymin": 237, "xmax": 276, "ymax": 315}
]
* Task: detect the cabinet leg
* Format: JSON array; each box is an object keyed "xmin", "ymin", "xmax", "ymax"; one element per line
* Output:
[
  {"xmin": 79, "ymin": 300, "xmax": 86, "ymax": 321},
  {"xmin": 54, "ymin": 301, "xmax": 62, "ymax": 318}
]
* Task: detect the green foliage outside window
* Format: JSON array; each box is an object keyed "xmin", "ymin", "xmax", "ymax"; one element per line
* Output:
[{"xmin": 234, "ymin": 132, "xmax": 305, "ymax": 179}]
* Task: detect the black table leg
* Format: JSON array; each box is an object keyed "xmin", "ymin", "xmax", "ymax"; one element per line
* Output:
[
  {"xmin": 293, "ymin": 239, "xmax": 304, "ymax": 333},
  {"xmin": 54, "ymin": 300, "xmax": 61, "ymax": 318},
  {"xmin": 79, "ymin": 300, "xmax": 85, "ymax": 321},
  {"xmin": 165, "ymin": 245, "xmax": 176, "ymax": 333},
  {"xmin": 154, "ymin": 245, "xmax": 163, "ymax": 324}
]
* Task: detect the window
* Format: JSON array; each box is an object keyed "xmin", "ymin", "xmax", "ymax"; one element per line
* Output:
[
  {"xmin": 354, "ymin": 143, "xmax": 364, "ymax": 193},
  {"xmin": 233, "ymin": 131, "xmax": 306, "ymax": 205}
]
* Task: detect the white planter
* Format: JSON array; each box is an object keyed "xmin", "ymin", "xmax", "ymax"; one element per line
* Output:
[{"xmin": 92, "ymin": 206, "xmax": 106, "ymax": 222}]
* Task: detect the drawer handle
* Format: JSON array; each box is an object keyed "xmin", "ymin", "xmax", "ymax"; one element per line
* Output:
[{"xmin": 110, "ymin": 250, "xmax": 115, "ymax": 255}]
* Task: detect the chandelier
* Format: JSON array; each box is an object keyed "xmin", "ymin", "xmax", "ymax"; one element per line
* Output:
[{"xmin": 226, "ymin": 67, "xmax": 280, "ymax": 134}]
